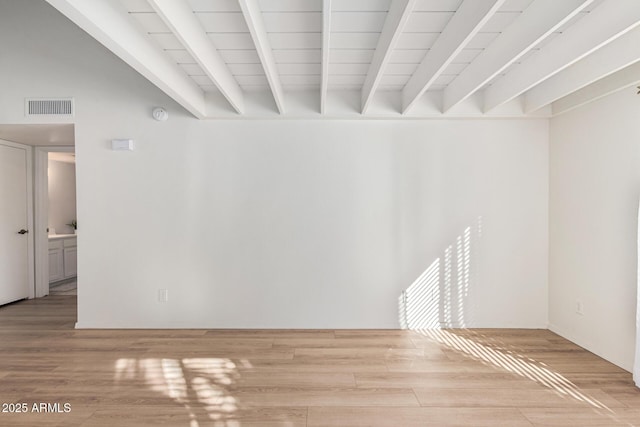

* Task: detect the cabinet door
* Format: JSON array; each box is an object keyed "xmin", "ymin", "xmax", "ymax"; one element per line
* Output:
[
  {"xmin": 63, "ymin": 247, "xmax": 77, "ymax": 278},
  {"xmin": 49, "ymin": 248, "xmax": 63, "ymax": 282}
]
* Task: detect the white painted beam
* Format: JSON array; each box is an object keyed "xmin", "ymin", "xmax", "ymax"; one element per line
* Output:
[
  {"xmin": 45, "ymin": 0, "xmax": 207, "ymax": 118},
  {"xmin": 525, "ymin": 26, "xmax": 640, "ymax": 113},
  {"xmin": 361, "ymin": 0, "xmax": 416, "ymax": 114},
  {"xmin": 485, "ymin": 0, "xmax": 640, "ymax": 112},
  {"xmin": 402, "ymin": 0, "xmax": 505, "ymax": 114},
  {"xmin": 321, "ymin": 0, "xmax": 331, "ymax": 114},
  {"xmin": 238, "ymin": 0, "xmax": 286, "ymax": 114},
  {"xmin": 552, "ymin": 62, "xmax": 640, "ymax": 116},
  {"xmin": 443, "ymin": 0, "xmax": 593, "ymax": 113},
  {"xmin": 148, "ymin": 0, "xmax": 244, "ymax": 114}
]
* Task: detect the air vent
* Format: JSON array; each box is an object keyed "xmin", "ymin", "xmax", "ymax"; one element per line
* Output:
[{"xmin": 25, "ymin": 98, "xmax": 74, "ymax": 117}]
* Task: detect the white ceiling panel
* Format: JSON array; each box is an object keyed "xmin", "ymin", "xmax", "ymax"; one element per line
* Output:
[
  {"xmin": 377, "ymin": 84, "xmax": 405, "ymax": 91},
  {"xmin": 180, "ymin": 63, "xmax": 207, "ymax": 76},
  {"xmin": 330, "ymin": 75, "xmax": 366, "ymax": 85},
  {"xmin": 482, "ymin": 12, "xmax": 522, "ymax": 32},
  {"xmin": 396, "ymin": 33, "xmax": 441, "ymax": 50},
  {"xmin": 404, "ymin": 12, "xmax": 455, "ymax": 33},
  {"xmin": 262, "ymin": 12, "xmax": 322, "ymax": 33},
  {"xmin": 236, "ymin": 75, "xmax": 269, "ymax": 85},
  {"xmin": 433, "ymin": 74, "xmax": 456, "ymax": 85},
  {"xmin": 120, "ymin": 0, "xmax": 154, "ymax": 13},
  {"xmin": 187, "ymin": 0, "xmax": 242, "ymax": 12},
  {"xmin": 499, "ymin": 0, "xmax": 534, "ymax": 12},
  {"xmin": 450, "ymin": 48, "xmax": 483, "ymax": 63},
  {"xmin": 466, "ymin": 32, "xmax": 500, "ymax": 49},
  {"xmin": 331, "ymin": 12, "xmax": 387, "ymax": 33},
  {"xmin": 268, "ymin": 33, "xmax": 321, "ymax": 49},
  {"xmin": 200, "ymin": 85, "xmax": 221, "ymax": 93},
  {"xmin": 273, "ymin": 49, "xmax": 321, "ymax": 63},
  {"xmin": 165, "ymin": 49, "xmax": 197, "ymax": 64},
  {"xmin": 208, "ymin": 33, "xmax": 255, "ymax": 50},
  {"xmin": 330, "ymin": 49, "xmax": 375, "ymax": 64},
  {"xmin": 331, "ymin": 0, "xmax": 391, "ymax": 12},
  {"xmin": 380, "ymin": 74, "xmax": 410, "ymax": 86},
  {"xmin": 195, "ymin": 12, "xmax": 249, "ymax": 33},
  {"xmin": 278, "ymin": 63, "xmax": 321, "ymax": 75},
  {"xmin": 242, "ymin": 85, "xmax": 271, "ymax": 91},
  {"xmin": 190, "ymin": 75, "xmax": 215, "ymax": 85},
  {"xmin": 413, "ymin": 0, "xmax": 462, "ymax": 12},
  {"xmin": 259, "ymin": 0, "xmax": 322, "ymax": 12},
  {"xmin": 218, "ymin": 49, "xmax": 261, "ymax": 64},
  {"xmin": 329, "ymin": 84, "xmax": 363, "ymax": 90},
  {"xmin": 441, "ymin": 62, "xmax": 469, "ymax": 75},
  {"xmin": 129, "ymin": 12, "xmax": 171, "ymax": 33},
  {"xmin": 149, "ymin": 33, "xmax": 186, "ymax": 50},
  {"xmin": 389, "ymin": 49, "xmax": 428, "ymax": 64},
  {"xmin": 330, "ymin": 33, "xmax": 381, "ymax": 49},
  {"xmin": 281, "ymin": 75, "xmax": 321, "ymax": 85},
  {"xmin": 385, "ymin": 63, "xmax": 419, "ymax": 75},
  {"xmin": 227, "ymin": 63, "xmax": 266, "ymax": 75},
  {"xmin": 330, "ymin": 63, "xmax": 371, "ymax": 75}
]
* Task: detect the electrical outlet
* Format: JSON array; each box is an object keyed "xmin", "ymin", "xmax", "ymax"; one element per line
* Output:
[
  {"xmin": 575, "ymin": 300, "xmax": 583, "ymax": 315},
  {"xmin": 158, "ymin": 289, "xmax": 168, "ymax": 303}
]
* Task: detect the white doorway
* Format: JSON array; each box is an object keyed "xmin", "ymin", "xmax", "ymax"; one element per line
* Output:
[
  {"xmin": 0, "ymin": 139, "xmax": 34, "ymax": 305},
  {"xmin": 0, "ymin": 124, "xmax": 75, "ymax": 301}
]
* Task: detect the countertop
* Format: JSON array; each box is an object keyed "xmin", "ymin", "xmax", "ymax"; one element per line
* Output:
[{"xmin": 48, "ymin": 234, "xmax": 77, "ymax": 240}]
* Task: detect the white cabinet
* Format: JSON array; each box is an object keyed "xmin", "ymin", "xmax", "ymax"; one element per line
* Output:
[
  {"xmin": 63, "ymin": 246, "xmax": 77, "ymax": 277},
  {"xmin": 48, "ymin": 236, "xmax": 77, "ymax": 283},
  {"xmin": 48, "ymin": 241, "xmax": 63, "ymax": 282}
]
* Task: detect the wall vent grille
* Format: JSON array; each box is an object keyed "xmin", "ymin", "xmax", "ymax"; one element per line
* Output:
[{"xmin": 25, "ymin": 98, "xmax": 74, "ymax": 117}]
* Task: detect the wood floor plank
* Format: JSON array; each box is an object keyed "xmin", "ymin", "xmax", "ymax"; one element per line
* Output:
[
  {"xmin": 293, "ymin": 347, "xmax": 427, "ymax": 359},
  {"xmin": 387, "ymin": 359, "xmax": 501, "ymax": 373},
  {"xmin": 274, "ymin": 336, "xmax": 418, "ymax": 349},
  {"xmin": 519, "ymin": 407, "xmax": 640, "ymax": 426},
  {"xmin": 355, "ymin": 372, "xmax": 544, "ymax": 389},
  {"xmin": 307, "ymin": 407, "xmax": 533, "ymax": 426},
  {"xmin": 412, "ymin": 387, "xmax": 626, "ymax": 408},
  {"xmin": 83, "ymin": 406, "xmax": 307, "ymax": 427},
  {"xmin": 234, "ymin": 372, "xmax": 356, "ymax": 388},
  {"xmin": 230, "ymin": 386, "xmax": 420, "ymax": 407}
]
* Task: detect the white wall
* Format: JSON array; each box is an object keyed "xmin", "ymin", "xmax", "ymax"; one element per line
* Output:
[
  {"xmin": 48, "ymin": 158, "xmax": 76, "ymax": 234},
  {"xmin": 1, "ymin": 0, "xmax": 549, "ymax": 329},
  {"xmin": 75, "ymin": 119, "xmax": 548, "ymax": 328},
  {"xmin": 549, "ymin": 88, "xmax": 640, "ymax": 371}
]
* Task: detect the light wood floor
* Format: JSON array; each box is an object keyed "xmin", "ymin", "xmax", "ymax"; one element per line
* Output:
[{"xmin": 0, "ymin": 296, "xmax": 639, "ymax": 426}]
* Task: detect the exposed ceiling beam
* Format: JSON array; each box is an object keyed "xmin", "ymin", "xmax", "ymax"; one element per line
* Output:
[
  {"xmin": 402, "ymin": 0, "xmax": 505, "ymax": 114},
  {"xmin": 525, "ymin": 26, "xmax": 640, "ymax": 113},
  {"xmin": 148, "ymin": 0, "xmax": 244, "ymax": 114},
  {"xmin": 552, "ymin": 62, "xmax": 640, "ymax": 116},
  {"xmin": 321, "ymin": 0, "xmax": 331, "ymax": 114},
  {"xmin": 443, "ymin": 0, "xmax": 593, "ymax": 113},
  {"xmin": 44, "ymin": 0, "xmax": 207, "ymax": 118},
  {"xmin": 485, "ymin": 0, "xmax": 640, "ymax": 112},
  {"xmin": 361, "ymin": 0, "xmax": 416, "ymax": 114},
  {"xmin": 238, "ymin": 0, "xmax": 285, "ymax": 114}
]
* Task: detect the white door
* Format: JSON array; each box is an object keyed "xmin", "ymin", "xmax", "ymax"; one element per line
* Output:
[{"xmin": 0, "ymin": 142, "xmax": 30, "ymax": 305}]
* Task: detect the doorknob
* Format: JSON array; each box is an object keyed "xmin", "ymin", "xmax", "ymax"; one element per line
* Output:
[{"xmin": 17, "ymin": 229, "xmax": 28, "ymax": 235}]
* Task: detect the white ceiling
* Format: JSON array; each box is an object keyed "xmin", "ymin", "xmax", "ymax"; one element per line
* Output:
[
  {"xmin": 0, "ymin": 124, "xmax": 75, "ymax": 146},
  {"xmin": 49, "ymin": 152, "xmax": 76, "ymax": 163},
  {"xmin": 45, "ymin": 0, "xmax": 640, "ymax": 118}
]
